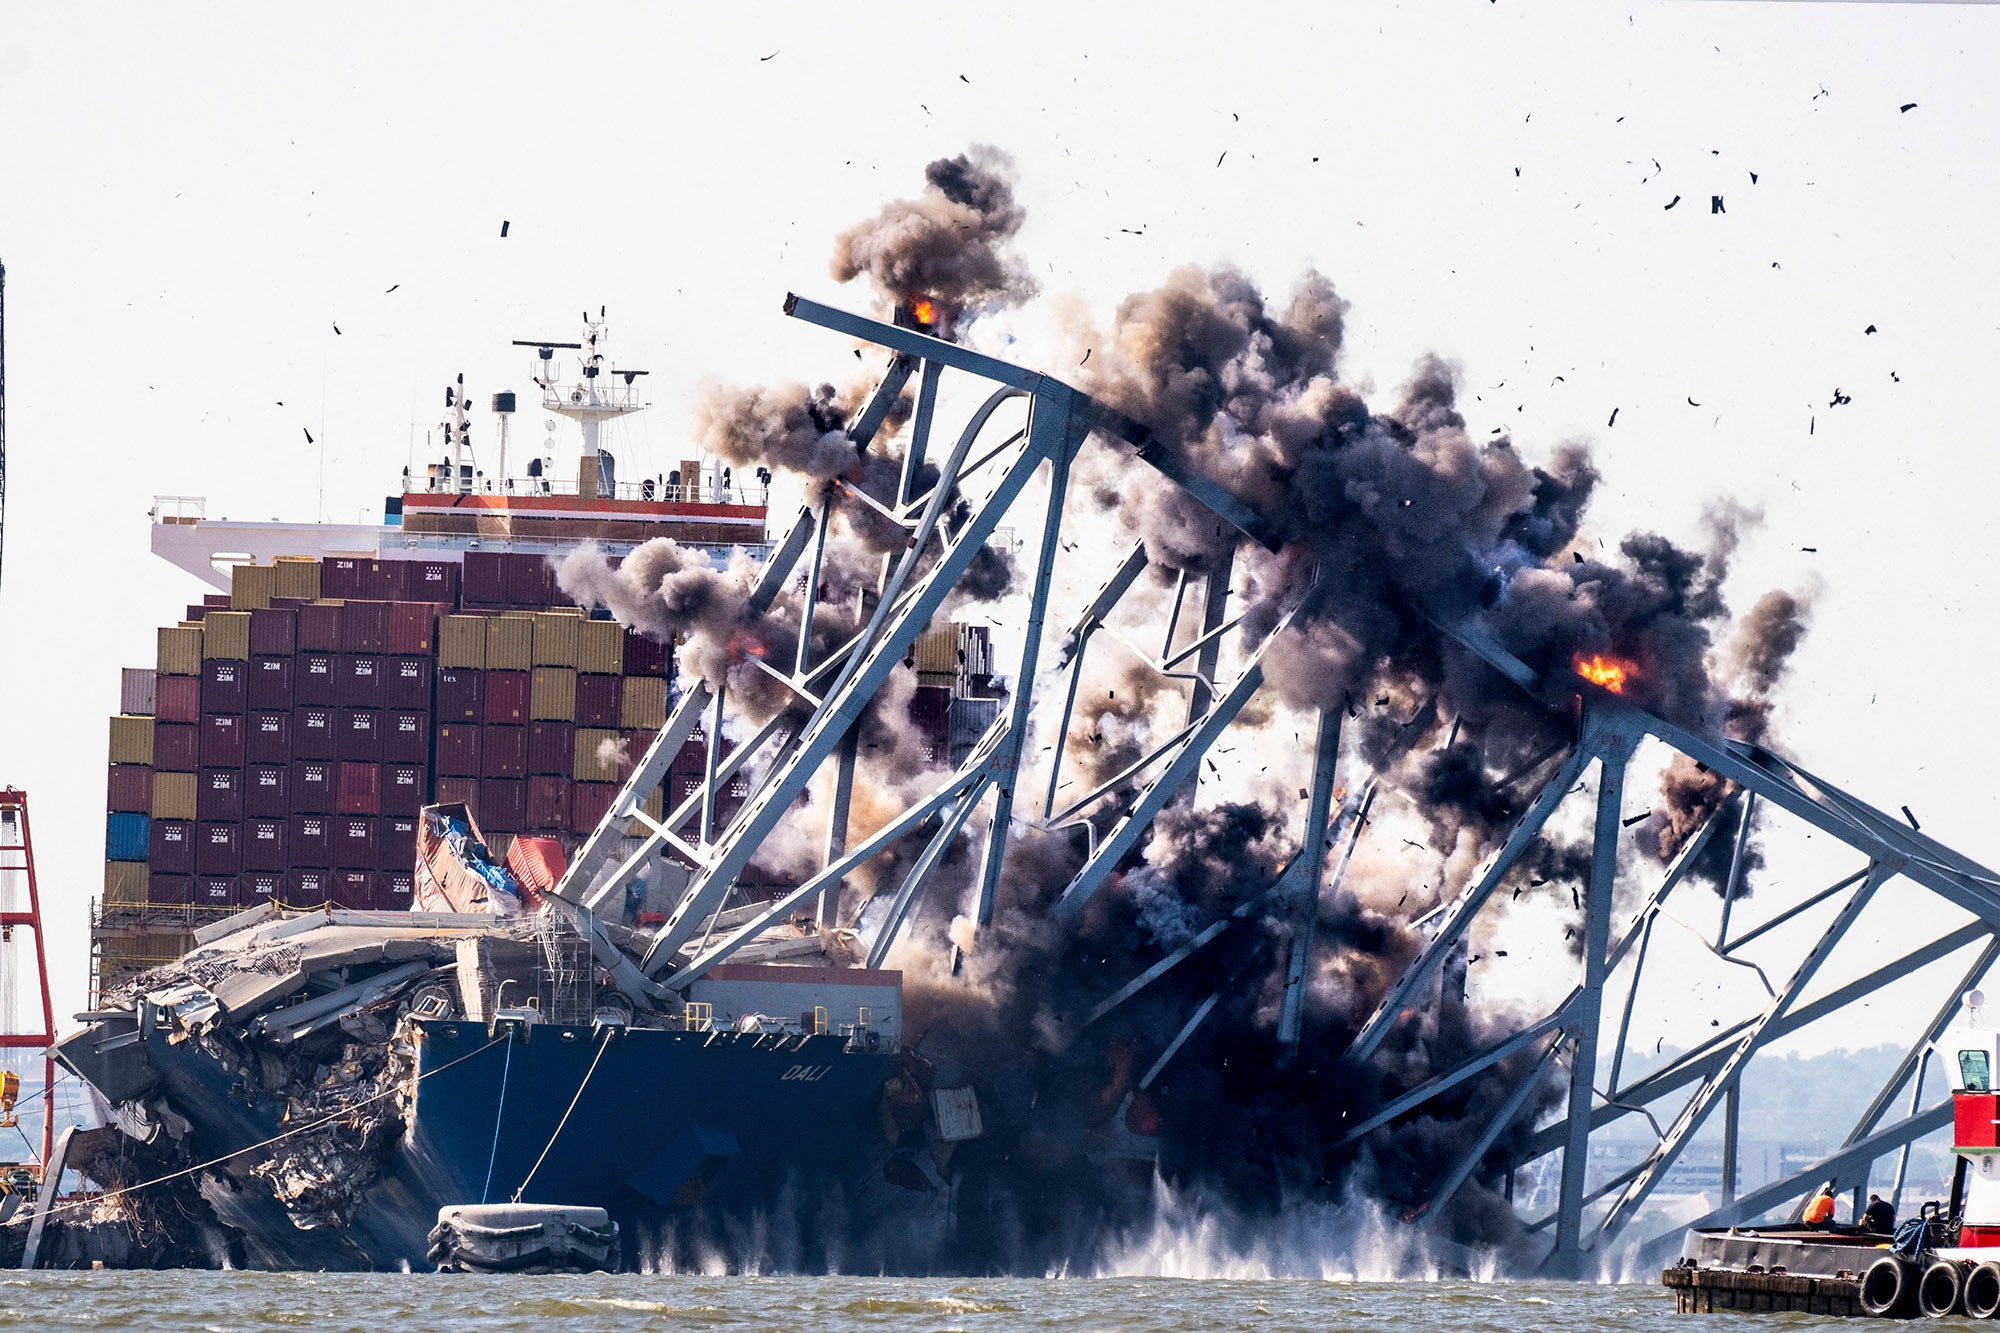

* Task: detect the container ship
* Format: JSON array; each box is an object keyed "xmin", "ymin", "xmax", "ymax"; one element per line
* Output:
[{"xmin": 37, "ymin": 317, "xmax": 1013, "ymax": 1270}]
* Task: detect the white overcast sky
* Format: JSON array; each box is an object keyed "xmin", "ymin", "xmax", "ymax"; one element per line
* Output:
[{"xmin": 1, "ymin": 2, "xmax": 1997, "ymax": 1058}]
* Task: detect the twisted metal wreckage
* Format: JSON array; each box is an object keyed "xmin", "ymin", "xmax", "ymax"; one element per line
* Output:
[
  {"xmin": 43, "ymin": 295, "xmax": 1995, "ymax": 1276},
  {"xmin": 510, "ymin": 294, "xmax": 2000, "ymax": 1276}
]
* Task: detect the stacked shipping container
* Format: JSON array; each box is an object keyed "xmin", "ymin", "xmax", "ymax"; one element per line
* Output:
[{"xmin": 102, "ymin": 552, "xmax": 672, "ymax": 935}]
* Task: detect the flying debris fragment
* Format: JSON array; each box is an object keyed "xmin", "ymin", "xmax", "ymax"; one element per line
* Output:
[
  {"xmin": 1607, "ymin": 407, "xmax": 1619, "ymax": 427},
  {"xmin": 332, "ymin": 323, "xmax": 342, "ymax": 335},
  {"xmin": 385, "ymin": 284, "xmax": 399, "ymax": 293},
  {"xmin": 1902, "ymin": 805, "xmax": 1922, "ymax": 830},
  {"xmin": 1901, "ymin": 102, "xmax": 1917, "ymax": 113},
  {"xmin": 1712, "ymin": 196, "xmax": 1724, "ymax": 214},
  {"xmin": 1829, "ymin": 387, "xmax": 1852, "ymax": 406},
  {"xmin": 1665, "ymin": 195, "xmax": 1681, "ymax": 210},
  {"xmin": 499, "ymin": 221, "xmax": 510, "ymax": 237},
  {"xmin": 1865, "ymin": 324, "xmax": 1877, "ymax": 334},
  {"xmin": 302, "ymin": 428, "xmax": 314, "ymax": 444}
]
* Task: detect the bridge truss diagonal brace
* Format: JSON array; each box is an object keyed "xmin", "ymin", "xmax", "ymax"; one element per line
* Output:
[
  {"xmin": 1050, "ymin": 591, "xmax": 1315, "ymax": 921},
  {"xmin": 1343, "ymin": 713, "xmax": 1607, "ymax": 1068},
  {"xmin": 1591, "ymin": 856, "xmax": 1900, "ymax": 1251}
]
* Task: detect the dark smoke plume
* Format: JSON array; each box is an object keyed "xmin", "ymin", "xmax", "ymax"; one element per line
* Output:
[
  {"xmin": 831, "ymin": 145, "xmax": 1035, "ymax": 317},
  {"xmin": 571, "ymin": 151, "xmax": 1814, "ymax": 1276}
]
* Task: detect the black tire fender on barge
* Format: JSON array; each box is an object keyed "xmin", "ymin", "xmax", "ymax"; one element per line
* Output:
[
  {"xmin": 1966, "ymin": 1262, "xmax": 2000, "ymax": 1319},
  {"xmin": 1918, "ymin": 1259, "xmax": 1969, "ymax": 1318},
  {"xmin": 1862, "ymin": 1255, "xmax": 1922, "ymax": 1318}
]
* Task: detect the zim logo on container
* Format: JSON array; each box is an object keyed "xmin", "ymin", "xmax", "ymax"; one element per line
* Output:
[{"xmin": 781, "ymin": 1065, "xmax": 831, "ymax": 1083}]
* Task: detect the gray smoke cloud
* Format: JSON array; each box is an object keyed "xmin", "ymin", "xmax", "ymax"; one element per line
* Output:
[{"xmin": 831, "ymin": 145, "xmax": 1035, "ymax": 319}]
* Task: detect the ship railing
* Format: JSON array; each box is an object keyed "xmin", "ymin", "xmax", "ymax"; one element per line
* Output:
[
  {"xmin": 682, "ymin": 1001, "xmax": 714, "ymax": 1033},
  {"xmin": 405, "ymin": 476, "xmax": 773, "ymax": 507},
  {"xmin": 151, "ymin": 495, "xmax": 207, "ymax": 525},
  {"xmin": 539, "ymin": 384, "xmax": 645, "ymax": 414}
]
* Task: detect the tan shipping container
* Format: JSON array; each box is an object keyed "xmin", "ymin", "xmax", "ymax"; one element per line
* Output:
[
  {"xmin": 230, "ymin": 562, "xmax": 276, "ymax": 611},
  {"xmin": 532, "ymin": 612, "xmax": 583, "ymax": 668},
  {"xmin": 530, "ymin": 667, "xmax": 577, "ymax": 722},
  {"xmin": 202, "ymin": 610, "xmax": 253, "ymax": 660},
  {"xmin": 274, "ymin": 555, "xmax": 323, "ymax": 601},
  {"xmin": 912, "ymin": 625, "xmax": 958, "ymax": 674},
  {"xmin": 577, "ymin": 619, "xmax": 625, "ymax": 675},
  {"xmin": 151, "ymin": 770, "xmax": 198, "ymax": 820},
  {"xmin": 108, "ymin": 715, "xmax": 157, "ymax": 766},
  {"xmin": 104, "ymin": 860, "xmax": 150, "ymax": 908},
  {"xmin": 157, "ymin": 625, "xmax": 204, "ymax": 676},
  {"xmin": 439, "ymin": 615, "xmax": 488, "ymax": 670},
  {"xmin": 619, "ymin": 676, "xmax": 667, "ymax": 730},
  {"xmin": 625, "ymin": 783, "xmax": 666, "ymax": 835},
  {"xmin": 486, "ymin": 615, "xmax": 535, "ymax": 671},
  {"xmin": 573, "ymin": 728, "xmax": 624, "ymax": 782}
]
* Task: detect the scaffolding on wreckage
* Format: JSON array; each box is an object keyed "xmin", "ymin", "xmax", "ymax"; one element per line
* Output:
[{"xmin": 536, "ymin": 294, "xmax": 1998, "ymax": 1277}]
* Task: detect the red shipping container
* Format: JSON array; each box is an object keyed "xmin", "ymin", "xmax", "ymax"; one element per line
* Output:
[
  {"xmin": 670, "ymin": 736, "xmax": 707, "ymax": 776},
  {"xmin": 334, "ymin": 756, "xmax": 380, "ymax": 808},
  {"xmin": 294, "ymin": 707, "xmax": 336, "ymax": 759},
  {"xmin": 380, "ymin": 815, "xmax": 418, "ymax": 871},
  {"xmin": 623, "ymin": 628, "xmax": 670, "ymax": 677},
  {"xmin": 335, "ymin": 816, "xmax": 380, "ymax": 869},
  {"xmin": 621, "ymin": 729, "xmax": 658, "ymax": 775},
  {"xmin": 203, "ymin": 593, "xmax": 232, "ymax": 608},
  {"xmin": 334, "ymin": 869, "xmax": 377, "ymax": 910},
  {"xmin": 248, "ymin": 710, "xmax": 292, "ymax": 764},
  {"xmin": 384, "ymin": 709, "xmax": 430, "ymax": 763},
  {"xmin": 479, "ymin": 778, "xmax": 527, "ymax": 833},
  {"xmin": 436, "ymin": 667, "xmax": 483, "ymax": 723},
  {"xmin": 149, "ymin": 873, "xmax": 193, "ymax": 905},
  {"xmin": 289, "ymin": 812, "xmax": 334, "ymax": 865},
  {"xmin": 149, "ymin": 818, "xmax": 196, "ymax": 873},
  {"xmin": 197, "ymin": 768, "xmax": 244, "ymax": 822},
  {"xmin": 200, "ymin": 714, "xmax": 245, "ymax": 768},
  {"xmin": 248, "ymin": 655, "xmax": 295, "ymax": 710},
  {"xmin": 296, "ymin": 652, "xmax": 338, "ymax": 705},
  {"xmin": 575, "ymin": 673, "xmax": 622, "ymax": 728},
  {"xmin": 337, "ymin": 654, "xmax": 384, "ymax": 708},
  {"xmin": 338, "ymin": 761, "xmax": 383, "ymax": 815},
  {"xmin": 435, "ymin": 775, "xmax": 478, "ymax": 811},
  {"xmin": 385, "ymin": 655, "xmax": 433, "ymax": 709},
  {"xmin": 340, "ymin": 601, "xmax": 391, "ymax": 654},
  {"xmin": 290, "ymin": 759, "xmax": 336, "ymax": 814},
  {"xmin": 249, "ymin": 606, "xmax": 298, "ymax": 657},
  {"xmin": 384, "ymin": 763, "xmax": 428, "ymax": 815},
  {"xmin": 196, "ymin": 821, "xmax": 241, "ymax": 874},
  {"xmin": 288, "ymin": 867, "xmax": 335, "ymax": 903},
  {"xmin": 242, "ymin": 870, "xmax": 283, "ymax": 903},
  {"xmin": 107, "ymin": 764, "xmax": 153, "ymax": 814},
  {"xmin": 320, "ymin": 557, "xmax": 373, "ymax": 600},
  {"xmin": 506, "ymin": 834, "xmax": 567, "ymax": 893},
  {"xmin": 435, "ymin": 724, "xmax": 481, "ymax": 777},
  {"xmin": 156, "ymin": 675, "xmax": 201, "ymax": 724},
  {"xmin": 199, "ymin": 659, "xmax": 248, "ymax": 715},
  {"xmin": 405, "ymin": 560, "xmax": 460, "ymax": 607},
  {"xmin": 379, "ymin": 869, "xmax": 416, "ymax": 909},
  {"xmin": 571, "ymin": 781, "xmax": 617, "ymax": 833},
  {"xmin": 528, "ymin": 722, "xmax": 574, "ymax": 777},
  {"xmin": 153, "ymin": 723, "xmax": 199, "ymax": 773},
  {"xmin": 463, "ymin": 552, "xmax": 506, "ymax": 608},
  {"xmin": 184, "ymin": 602, "xmax": 212, "ymax": 621},
  {"xmin": 247, "ymin": 763, "xmax": 289, "ymax": 817},
  {"xmin": 388, "ymin": 601, "xmax": 439, "ymax": 654},
  {"xmin": 371, "ymin": 560, "xmax": 411, "ymax": 602},
  {"xmin": 196, "ymin": 875, "xmax": 239, "ymax": 907},
  {"xmin": 339, "ymin": 708, "xmax": 382, "ymax": 762},
  {"xmin": 526, "ymin": 776, "xmax": 571, "ymax": 831},
  {"xmin": 481, "ymin": 725, "xmax": 528, "ymax": 778},
  {"xmin": 297, "ymin": 603, "xmax": 343, "ymax": 653},
  {"xmin": 503, "ymin": 551, "xmax": 556, "ymax": 608},
  {"xmin": 244, "ymin": 818, "xmax": 288, "ymax": 871},
  {"xmin": 483, "ymin": 670, "xmax": 530, "ymax": 725}
]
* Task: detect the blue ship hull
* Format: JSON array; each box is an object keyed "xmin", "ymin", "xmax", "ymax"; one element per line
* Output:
[{"xmin": 136, "ymin": 1019, "xmax": 899, "ymax": 1270}]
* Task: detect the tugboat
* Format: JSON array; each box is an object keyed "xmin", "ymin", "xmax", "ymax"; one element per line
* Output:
[{"xmin": 1667, "ymin": 989, "xmax": 2000, "ymax": 1317}]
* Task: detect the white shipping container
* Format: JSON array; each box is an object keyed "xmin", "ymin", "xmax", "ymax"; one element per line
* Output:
[
  {"xmin": 932, "ymin": 1086, "xmax": 984, "ymax": 1142},
  {"xmin": 121, "ymin": 666, "xmax": 159, "ymax": 716}
]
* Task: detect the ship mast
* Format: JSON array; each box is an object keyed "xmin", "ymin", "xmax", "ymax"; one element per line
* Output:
[{"xmin": 512, "ymin": 308, "xmax": 647, "ymax": 499}]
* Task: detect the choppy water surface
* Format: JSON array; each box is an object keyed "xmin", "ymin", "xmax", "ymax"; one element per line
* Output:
[{"xmin": 4, "ymin": 1273, "xmax": 1710, "ymax": 1332}]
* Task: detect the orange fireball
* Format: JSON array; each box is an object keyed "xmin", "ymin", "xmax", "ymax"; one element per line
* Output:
[
  {"xmin": 911, "ymin": 298, "xmax": 937, "ymax": 327},
  {"xmin": 1573, "ymin": 653, "xmax": 1631, "ymax": 694}
]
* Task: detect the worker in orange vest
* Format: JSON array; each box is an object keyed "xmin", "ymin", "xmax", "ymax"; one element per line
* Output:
[{"xmin": 1803, "ymin": 1183, "xmax": 1838, "ymax": 1227}]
